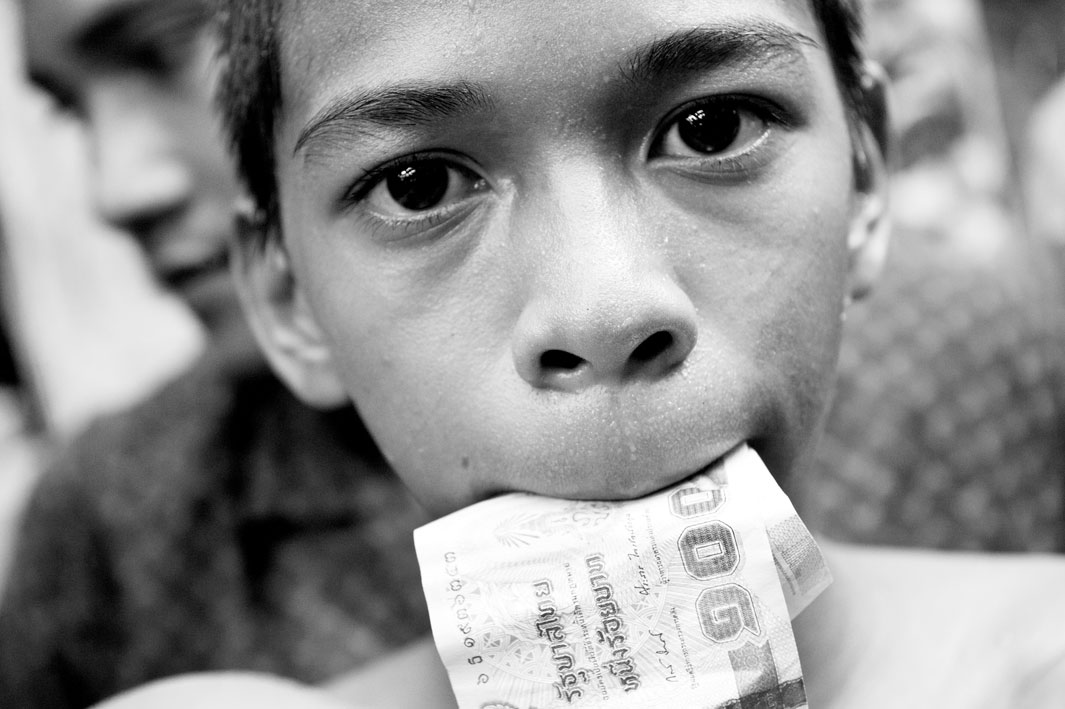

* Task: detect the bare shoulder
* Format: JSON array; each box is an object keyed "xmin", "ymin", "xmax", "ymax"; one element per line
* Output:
[
  {"xmin": 92, "ymin": 641, "xmax": 456, "ymax": 709},
  {"xmin": 325, "ymin": 637, "xmax": 457, "ymax": 709},
  {"xmin": 92, "ymin": 673, "xmax": 356, "ymax": 709},
  {"xmin": 799, "ymin": 542, "xmax": 1065, "ymax": 709}
]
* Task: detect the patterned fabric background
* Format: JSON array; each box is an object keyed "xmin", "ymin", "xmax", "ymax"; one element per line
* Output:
[{"xmin": 794, "ymin": 0, "xmax": 1065, "ymax": 551}]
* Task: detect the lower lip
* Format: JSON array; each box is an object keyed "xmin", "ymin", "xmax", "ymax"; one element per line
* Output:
[
  {"xmin": 684, "ymin": 454, "xmax": 726, "ymax": 482},
  {"xmin": 686, "ymin": 442, "xmax": 747, "ymax": 481},
  {"xmin": 645, "ymin": 446, "xmax": 737, "ymax": 499}
]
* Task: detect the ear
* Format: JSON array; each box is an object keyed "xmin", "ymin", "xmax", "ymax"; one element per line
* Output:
[
  {"xmin": 231, "ymin": 201, "xmax": 350, "ymax": 409},
  {"xmin": 846, "ymin": 60, "xmax": 892, "ymax": 302}
]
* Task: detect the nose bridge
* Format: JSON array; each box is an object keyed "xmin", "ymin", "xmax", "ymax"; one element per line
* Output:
[
  {"xmin": 511, "ymin": 160, "xmax": 699, "ymax": 391},
  {"xmin": 529, "ymin": 157, "xmax": 648, "ymax": 291},
  {"xmin": 88, "ymin": 82, "xmax": 193, "ymax": 230}
]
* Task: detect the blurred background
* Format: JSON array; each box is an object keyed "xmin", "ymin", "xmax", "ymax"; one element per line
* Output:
[
  {"xmin": 983, "ymin": 0, "xmax": 1065, "ymax": 159},
  {"xmin": 0, "ymin": 0, "xmax": 1064, "ymax": 579},
  {"xmin": 799, "ymin": 0, "xmax": 1065, "ymax": 552}
]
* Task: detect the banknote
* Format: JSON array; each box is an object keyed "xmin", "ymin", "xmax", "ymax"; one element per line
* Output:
[
  {"xmin": 414, "ymin": 444, "xmax": 829, "ymax": 708},
  {"xmin": 724, "ymin": 447, "xmax": 832, "ymax": 619}
]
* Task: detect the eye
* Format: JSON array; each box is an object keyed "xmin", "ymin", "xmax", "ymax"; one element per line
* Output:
[
  {"xmin": 653, "ymin": 98, "xmax": 774, "ymax": 160},
  {"xmin": 144, "ymin": 6, "xmax": 211, "ymax": 66},
  {"xmin": 86, "ymin": 3, "xmax": 210, "ymax": 77},
  {"xmin": 359, "ymin": 157, "xmax": 488, "ymax": 219}
]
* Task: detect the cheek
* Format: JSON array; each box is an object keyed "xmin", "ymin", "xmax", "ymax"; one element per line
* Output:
[
  {"xmin": 291, "ymin": 224, "xmax": 518, "ymax": 491},
  {"xmin": 669, "ymin": 147, "xmax": 853, "ymax": 451},
  {"xmin": 675, "ymin": 174, "xmax": 852, "ymax": 347},
  {"xmin": 749, "ymin": 178, "xmax": 854, "ymax": 454}
]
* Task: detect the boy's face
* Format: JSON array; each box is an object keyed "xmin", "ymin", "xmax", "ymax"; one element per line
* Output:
[
  {"xmin": 23, "ymin": 0, "xmax": 254, "ymax": 362},
  {"xmin": 248, "ymin": 0, "xmax": 887, "ymax": 515}
]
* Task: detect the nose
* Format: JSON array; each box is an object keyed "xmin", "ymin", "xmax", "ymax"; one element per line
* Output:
[
  {"xmin": 511, "ymin": 172, "xmax": 698, "ymax": 392},
  {"xmin": 513, "ymin": 290, "xmax": 698, "ymax": 391},
  {"xmin": 88, "ymin": 84, "xmax": 193, "ymax": 236}
]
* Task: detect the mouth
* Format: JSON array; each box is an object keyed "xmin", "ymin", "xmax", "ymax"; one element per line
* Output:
[
  {"xmin": 554, "ymin": 439, "xmax": 748, "ymax": 504},
  {"xmin": 653, "ymin": 442, "xmax": 745, "ymax": 495}
]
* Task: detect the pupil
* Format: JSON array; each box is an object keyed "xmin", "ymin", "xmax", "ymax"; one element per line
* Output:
[
  {"xmin": 386, "ymin": 162, "xmax": 450, "ymax": 210},
  {"xmin": 678, "ymin": 106, "xmax": 741, "ymax": 154}
]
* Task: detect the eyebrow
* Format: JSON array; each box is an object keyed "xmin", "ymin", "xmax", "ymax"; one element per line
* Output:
[
  {"xmin": 293, "ymin": 81, "xmax": 494, "ymax": 158},
  {"xmin": 292, "ymin": 21, "xmax": 817, "ymax": 160},
  {"xmin": 620, "ymin": 22, "xmax": 819, "ymax": 85}
]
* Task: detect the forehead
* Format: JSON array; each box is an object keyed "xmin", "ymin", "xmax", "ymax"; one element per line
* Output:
[{"xmin": 277, "ymin": 0, "xmax": 825, "ymax": 144}]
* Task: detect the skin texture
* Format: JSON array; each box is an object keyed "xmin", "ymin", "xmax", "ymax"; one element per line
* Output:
[
  {"xmin": 22, "ymin": 0, "xmax": 257, "ymax": 368},
  {"xmin": 235, "ymin": 0, "xmax": 889, "ymax": 517}
]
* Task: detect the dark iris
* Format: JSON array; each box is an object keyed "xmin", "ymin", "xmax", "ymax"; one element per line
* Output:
[
  {"xmin": 386, "ymin": 162, "xmax": 450, "ymax": 211},
  {"xmin": 678, "ymin": 106, "xmax": 741, "ymax": 154}
]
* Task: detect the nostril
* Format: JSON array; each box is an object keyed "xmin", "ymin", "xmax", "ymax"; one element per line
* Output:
[
  {"xmin": 540, "ymin": 349, "xmax": 586, "ymax": 372},
  {"xmin": 630, "ymin": 330, "xmax": 674, "ymax": 363}
]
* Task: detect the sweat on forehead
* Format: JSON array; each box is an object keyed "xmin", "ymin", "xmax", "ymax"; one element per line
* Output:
[{"xmin": 215, "ymin": 0, "xmax": 865, "ymax": 218}]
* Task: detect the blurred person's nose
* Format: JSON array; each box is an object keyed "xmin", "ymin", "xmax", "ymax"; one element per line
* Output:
[
  {"xmin": 511, "ymin": 160, "xmax": 698, "ymax": 393},
  {"xmin": 87, "ymin": 82, "xmax": 193, "ymax": 237}
]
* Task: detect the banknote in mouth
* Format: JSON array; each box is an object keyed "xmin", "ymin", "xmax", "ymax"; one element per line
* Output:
[{"xmin": 415, "ymin": 444, "xmax": 830, "ymax": 709}]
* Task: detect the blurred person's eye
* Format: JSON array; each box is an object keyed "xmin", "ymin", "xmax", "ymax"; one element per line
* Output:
[
  {"xmin": 649, "ymin": 95, "xmax": 795, "ymax": 177},
  {"xmin": 83, "ymin": 0, "xmax": 211, "ymax": 78},
  {"xmin": 129, "ymin": 13, "xmax": 207, "ymax": 74},
  {"xmin": 343, "ymin": 152, "xmax": 490, "ymax": 242}
]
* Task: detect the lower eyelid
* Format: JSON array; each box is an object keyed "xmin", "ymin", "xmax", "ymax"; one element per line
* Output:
[
  {"xmin": 661, "ymin": 113, "xmax": 769, "ymax": 159},
  {"xmin": 357, "ymin": 196, "xmax": 487, "ymax": 244},
  {"xmin": 650, "ymin": 129, "xmax": 785, "ymax": 181},
  {"xmin": 364, "ymin": 165, "xmax": 485, "ymax": 212}
]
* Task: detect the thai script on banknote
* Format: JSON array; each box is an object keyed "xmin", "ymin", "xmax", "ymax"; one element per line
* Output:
[{"xmin": 415, "ymin": 445, "xmax": 829, "ymax": 708}]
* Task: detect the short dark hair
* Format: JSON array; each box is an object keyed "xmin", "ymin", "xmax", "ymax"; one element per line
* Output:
[{"xmin": 215, "ymin": 0, "xmax": 867, "ymax": 222}]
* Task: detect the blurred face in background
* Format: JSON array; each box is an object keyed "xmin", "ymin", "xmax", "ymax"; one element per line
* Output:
[{"xmin": 23, "ymin": 0, "xmax": 258, "ymax": 370}]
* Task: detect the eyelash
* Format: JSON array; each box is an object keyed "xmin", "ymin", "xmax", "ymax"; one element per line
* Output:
[
  {"xmin": 345, "ymin": 151, "xmax": 441, "ymax": 203},
  {"xmin": 341, "ymin": 151, "xmax": 486, "ymax": 236},
  {"xmin": 338, "ymin": 93, "xmax": 797, "ymax": 236},
  {"xmin": 650, "ymin": 94, "xmax": 796, "ymax": 171}
]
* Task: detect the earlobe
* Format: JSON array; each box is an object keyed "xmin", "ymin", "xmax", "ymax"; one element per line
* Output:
[
  {"xmin": 846, "ymin": 61, "xmax": 892, "ymax": 302},
  {"xmin": 231, "ymin": 202, "xmax": 351, "ymax": 409}
]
